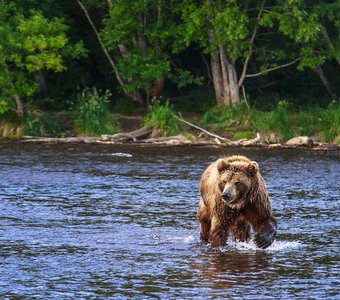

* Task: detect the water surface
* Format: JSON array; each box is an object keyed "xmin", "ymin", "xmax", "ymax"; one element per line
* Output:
[{"xmin": 0, "ymin": 143, "xmax": 339, "ymax": 299}]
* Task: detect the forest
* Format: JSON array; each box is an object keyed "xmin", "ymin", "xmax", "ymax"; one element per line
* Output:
[{"xmin": 0, "ymin": 0, "xmax": 339, "ymax": 143}]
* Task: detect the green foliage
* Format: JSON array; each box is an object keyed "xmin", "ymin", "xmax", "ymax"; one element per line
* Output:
[
  {"xmin": 116, "ymin": 49, "xmax": 170, "ymax": 93},
  {"xmin": 144, "ymin": 100, "xmax": 181, "ymax": 136},
  {"xmin": 321, "ymin": 101, "xmax": 340, "ymax": 141},
  {"xmin": 0, "ymin": 98, "xmax": 8, "ymax": 114},
  {"xmin": 0, "ymin": 1, "xmax": 86, "ymax": 114},
  {"xmin": 74, "ymin": 87, "xmax": 115, "ymax": 136},
  {"xmin": 270, "ymin": 101, "xmax": 292, "ymax": 141},
  {"xmin": 25, "ymin": 114, "xmax": 63, "ymax": 137},
  {"xmin": 201, "ymin": 103, "xmax": 247, "ymax": 127},
  {"xmin": 0, "ymin": 0, "xmax": 338, "ymax": 142},
  {"xmin": 233, "ymin": 131, "xmax": 253, "ymax": 141},
  {"xmin": 173, "ymin": 87, "xmax": 215, "ymax": 113},
  {"xmin": 201, "ymin": 100, "xmax": 339, "ymax": 142}
]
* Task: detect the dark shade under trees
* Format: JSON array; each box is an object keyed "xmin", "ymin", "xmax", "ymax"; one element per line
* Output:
[{"xmin": 0, "ymin": 0, "xmax": 339, "ymax": 118}]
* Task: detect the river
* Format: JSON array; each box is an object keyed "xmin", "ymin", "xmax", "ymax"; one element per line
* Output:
[{"xmin": 0, "ymin": 143, "xmax": 339, "ymax": 299}]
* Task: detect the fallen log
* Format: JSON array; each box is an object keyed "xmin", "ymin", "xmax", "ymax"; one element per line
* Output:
[
  {"xmin": 22, "ymin": 136, "xmax": 99, "ymax": 143},
  {"xmin": 173, "ymin": 113, "xmax": 229, "ymax": 143},
  {"xmin": 241, "ymin": 132, "xmax": 261, "ymax": 146},
  {"xmin": 142, "ymin": 134, "xmax": 191, "ymax": 145},
  {"xmin": 227, "ymin": 133, "xmax": 261, "ymax": 146},
  {"xmin": 101, "ymin": 126, "xmax": 152, "ymax": 142}
]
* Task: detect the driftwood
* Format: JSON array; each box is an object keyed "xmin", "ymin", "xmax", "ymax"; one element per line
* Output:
[
  {"xmin": 228, "ymin": 133, "xmax": 261, "ymax": 146},
  {"xmin": 174, "ymin": 113, "xmax": 229, "ymax": 143},
  {"xmin": 285, "ymin": 136, "xmax": 314, "ymax": 147},
  {"xmin": 101, "ymin": 126, "xmax": 152, "ymax": 142},
  {"xmin": 22, "ymin": 136, "xmax": 99, "ymax": 143},
  {"xmin": 142, "ymin": 135, "xmax": 191, "ymax": 145},
  {"xmin": 241, "ymin": 132, "xmax": 261, "ymax": 146}
]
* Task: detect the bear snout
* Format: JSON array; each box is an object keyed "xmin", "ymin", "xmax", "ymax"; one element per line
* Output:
[{"xmin": 221, "ymin": 190, "xmax": 234, "ymax": 201}]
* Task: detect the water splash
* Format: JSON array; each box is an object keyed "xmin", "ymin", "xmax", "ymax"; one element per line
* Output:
[
  {"xmin": 223, "ymin": 240, "xmax": 302, "ymax": 252},
  {"xmin": 108, "ymin": 152, "xmax": 133, "ymax": 157}
]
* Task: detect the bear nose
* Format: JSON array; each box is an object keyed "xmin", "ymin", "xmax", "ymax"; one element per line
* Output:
[{"xmin": 222, "ymin": 191, "xmax": 233, "ymax": 200}]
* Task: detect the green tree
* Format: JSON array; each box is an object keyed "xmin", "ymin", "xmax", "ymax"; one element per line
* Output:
[
  {"xmin": 175, "ymin": 0, "xmax": 324, "ymax": 106},
  {"xmin": 76, "ymin": 0, "xmax": 168, "ymax": 106},
  {"xmin": 0, "ymin": 1, "xmax": 85, "ymax": 117},
  {"xmin": 76, "ymin": 0, "xmax": 201, "ymax": 106},
  {"xmin": 293, "ymin": 1, "xmax": 339, "ymax": 98}
]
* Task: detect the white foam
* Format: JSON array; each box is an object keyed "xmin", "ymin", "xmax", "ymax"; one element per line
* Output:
[
  {"xmin": 184, "ymin": 235, "xmax": 195, "ymax": 243},
  {"xmin": 225, "ymin": 240, "xmax": 302, "ymax": 252},
  {"xmin": 167, "ymin": 235, "xmax": 196, "ymax": 243},
  {"xmin": 109, "ymin": 152, "xmax": 132, "ymax": 157}
]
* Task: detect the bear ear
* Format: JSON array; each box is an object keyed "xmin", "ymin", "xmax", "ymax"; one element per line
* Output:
[
  {"xmin": 247, "ymin": 161, "xmax": 259, "ymax": 174},
  {"xmin": 217, "ymin": 159, "xmax": 230, "ymax": 173}
]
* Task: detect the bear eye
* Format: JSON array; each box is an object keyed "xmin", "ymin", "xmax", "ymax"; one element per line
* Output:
[{"xmin": 235, "ymin": 181, "xmax": 242, "ymax": 187}]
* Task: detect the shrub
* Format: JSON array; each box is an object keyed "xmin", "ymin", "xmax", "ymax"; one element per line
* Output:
[
  {"xmin": 25, "ymin": 114, "xmax": 63, "ymax": 137},
  {"xmin": 201, "ymin": 100, "xmax": 340, "ymax": 143},
  {"xmin": 74, "ymin": 87, "xmax": 114, "ymax": 135},
  {"xmin": 144, "ymin": 100, "xmax": 181, "ymax": 136},
  {"xmin": 322, "ymin": 101, "xmax": 339, "ymax": 142},
  {"xmin": 232, "ymin": 131, "xmax": 253, "ymax": 141}
]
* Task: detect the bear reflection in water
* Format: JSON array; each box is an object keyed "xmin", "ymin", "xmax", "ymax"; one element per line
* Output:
[
  {"xmin": 191, "ymin": 250, "xmax": 272, "ymax": 289},
  {"xmin": 198, "ymin": 155, "xmax": 277, "ymax": 249}
]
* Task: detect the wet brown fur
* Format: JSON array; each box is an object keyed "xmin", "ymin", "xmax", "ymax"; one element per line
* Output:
[{"xmin": 198, "ymin": 155, "xmax": 277, "ymax": 247}]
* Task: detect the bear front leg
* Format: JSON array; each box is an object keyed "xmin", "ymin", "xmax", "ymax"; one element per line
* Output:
[
  {"xmin": 208, "ymin": 216, "xmax": 228, "ymax": 247},
  {"xmin": 197, "ymin": 200, "xmax": 211, "ymax": 242},
  {"xmin": 229, "ymin": 217, "xmax": 251, "ymax": 242},
  {"xmin": 253, "ymin": 217, "xmax": 277, "ymax": 249}
]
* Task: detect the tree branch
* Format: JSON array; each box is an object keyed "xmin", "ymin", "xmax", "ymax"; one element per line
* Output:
[
  {"xmin": 238, "ymin": 0, "xmax": 266, "ymax": 87},
  {"xmin": 174, "ymin": 113, "xmax": 230, "ymax": 142},
  {"xmin": 75, "ymin": 0, "xmax": 125, "ymax": 87},
  {"xmin": 320, "ymin": 21, "xmax": 340, "ymax": 67},
  {"xmin": 245, "ymin": 58, "xmax": 302, "ymax": 78}
]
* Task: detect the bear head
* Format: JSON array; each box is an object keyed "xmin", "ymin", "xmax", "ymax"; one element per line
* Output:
[{"xmin": 216, "ymin": 158, "xmax": 259, "ymax": 209}]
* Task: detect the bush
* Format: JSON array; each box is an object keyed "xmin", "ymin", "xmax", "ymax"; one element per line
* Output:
[
  {"xmin": 25, "ymin": 114, "xmax": 63, "ymax": 137},
  {"xmin": 201, "ymin": 103, "xmax": 247, "ymax": 127},
  {"xmin": 74, "ymin": 87, "xmax": 115, "ymax": 135},
  {"xmin": 232, "ymin": 131, "xmax": 253, "ymax": 141},
  {"xmin": 144, "ymin": 100, "xmax": 181, "ymax": 136},
  {"xmin": 200, "ymin": 100, "xmax": 339, "ymax": 143},
  {"xmin": 321, "ymin": 101, "xmax": 340, "ymax": 141}
]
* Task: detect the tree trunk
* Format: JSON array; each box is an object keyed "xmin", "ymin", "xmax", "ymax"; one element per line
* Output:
[
  {"xmin": 228, "ymin": 61, "xmax": 240, "ymax": 105},
  {"xmin": 210, "ymin": 50, "xmax": 224, "ymax": 106},
  {"xmin": 313, "ymin": 66, "xmax": 337, "ymax": 98},
  {"xmin": 219, "ymin": 45, "xmax": 231, "ymax": 106},
  {"xmin": 13, "ymin": 94, "xmax": 24, "ymax": 118},
  {"xmin": 209, "ymin": 45, "xmax": 240, "ymax": 106},
  {"xmin": 36, "ymin": 70, "xmax": 47, "ymax": 95}
]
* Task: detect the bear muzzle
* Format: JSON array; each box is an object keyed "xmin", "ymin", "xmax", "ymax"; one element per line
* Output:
[{"xmin": 221, "ymin": 189, "xmax": 236, "ymax": 202}]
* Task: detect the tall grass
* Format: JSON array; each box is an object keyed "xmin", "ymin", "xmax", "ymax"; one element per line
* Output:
[
  {"xmin": 74, "ymin": 87, "xmax": 116, "ymax": 135},
  {"xmin": 25, "ymin": 114, "xmax": 63, "ymax": 137},
  {"xmin": 144, "ymin": 100, "xmax": 181, "ymax": 136},
  {"xmin": 201, "ymin": 100, "xmax": 340, "ymax": 142}
]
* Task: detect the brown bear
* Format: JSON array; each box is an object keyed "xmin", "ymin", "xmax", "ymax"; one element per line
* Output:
[{"xmin": 198, "ymin": 155, "xmax": 277, "ymax": 249}]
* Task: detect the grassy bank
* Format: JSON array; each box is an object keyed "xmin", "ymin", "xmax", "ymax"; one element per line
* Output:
[
  {"xmin": 199, "ymin": 101, "xmax": 340, "ymax": 143},
  {"xmin": 1, "ymin": 97, "xmax": 339, "ymax": 144},
  {"xmin": 142, "ymin": 100, "xmax": 340, "ymax": 143}
]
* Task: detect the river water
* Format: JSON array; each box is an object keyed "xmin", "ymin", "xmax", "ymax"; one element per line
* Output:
[{"xmin": 0, "ymin": 143, "xmax": 339, "ymax": 299}]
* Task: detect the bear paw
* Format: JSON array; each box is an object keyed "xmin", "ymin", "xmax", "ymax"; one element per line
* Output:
[{"xmin": 253, "ymin": 222, "xmax": 277, "ymax": 249}]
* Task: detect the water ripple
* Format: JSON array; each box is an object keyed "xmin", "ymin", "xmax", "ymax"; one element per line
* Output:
[{"xmin": 0, "ymin": 143, "xmax": 339, "ymax": 299}]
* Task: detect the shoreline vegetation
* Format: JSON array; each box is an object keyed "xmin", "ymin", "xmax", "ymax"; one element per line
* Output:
[
  {"xmin": 1, "ymin": 99, "xmax": 339, "ymax": 150},
  {"xmin": 1, "ymin": 2, "xmax": 339, "ymax": 150}
]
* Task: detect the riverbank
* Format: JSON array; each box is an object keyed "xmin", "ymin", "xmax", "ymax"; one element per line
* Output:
[
  {"xmin": 7, "ymin": 129, "xmax": 339, "ymax": 152},
  {"xmin": 1, "ymin": 100, "xmax": 339, "ymax": 147}
]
